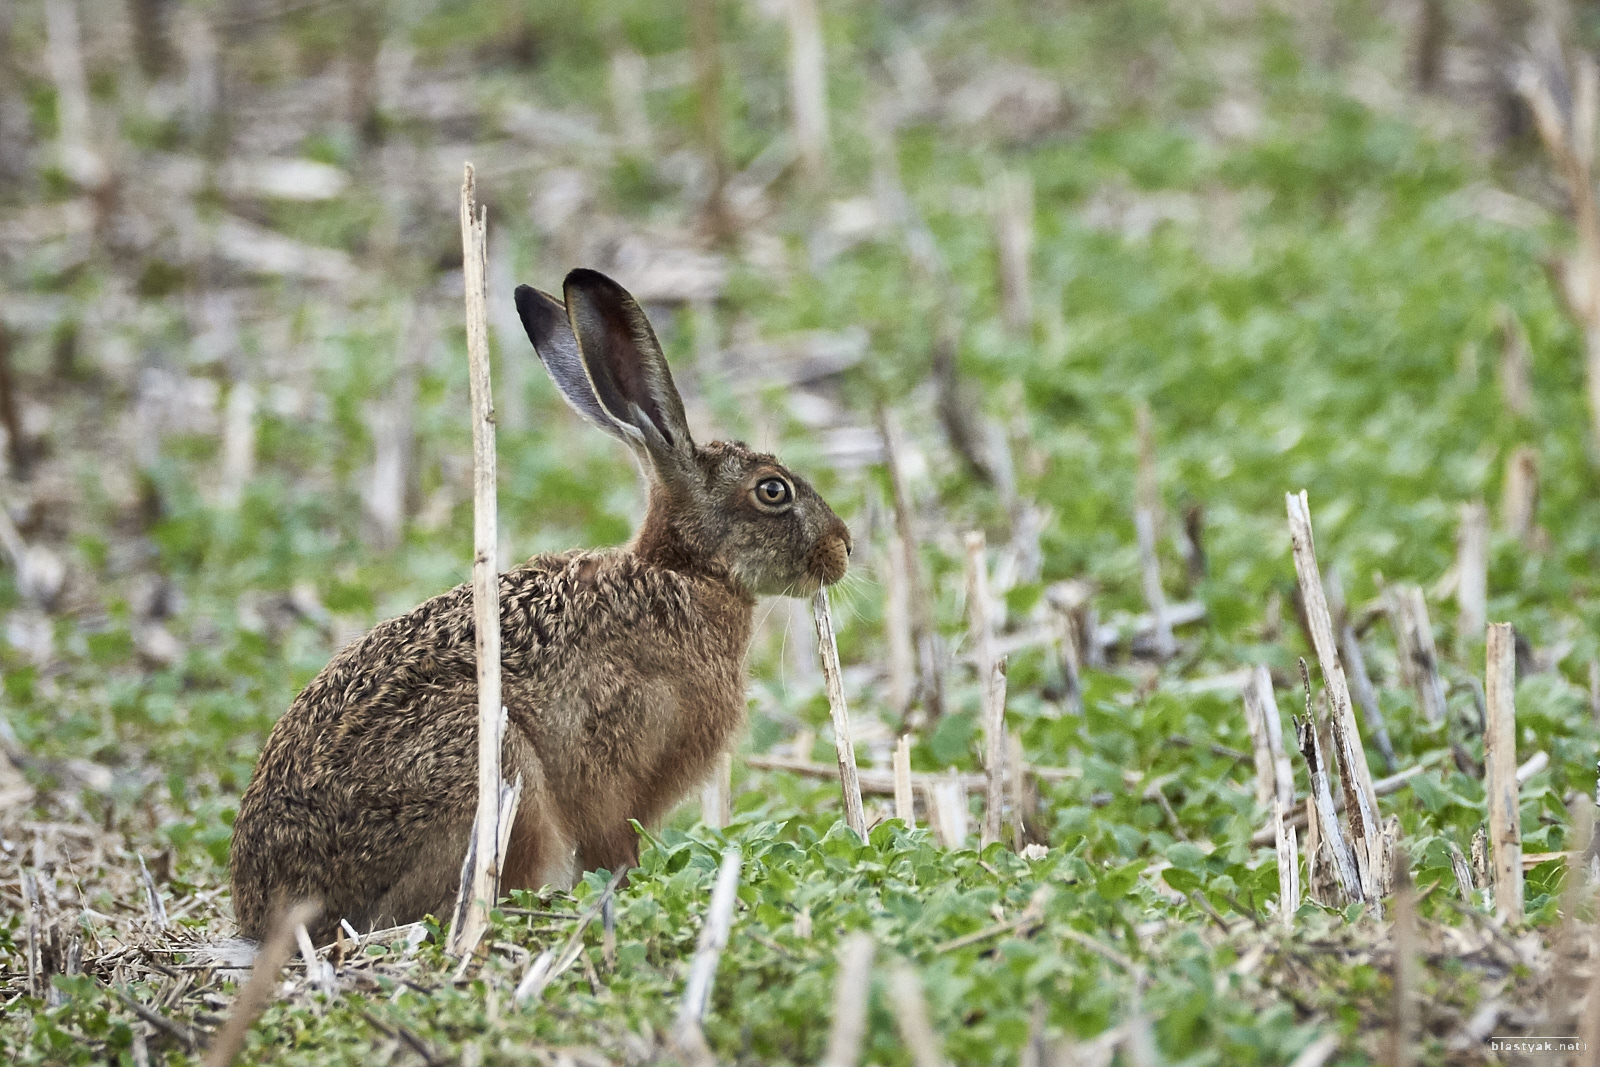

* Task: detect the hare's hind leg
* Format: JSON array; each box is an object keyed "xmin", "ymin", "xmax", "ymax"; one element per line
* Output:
[{"xmin": 351, "ymin": 806, "xmax": 475, "ymax": 933}]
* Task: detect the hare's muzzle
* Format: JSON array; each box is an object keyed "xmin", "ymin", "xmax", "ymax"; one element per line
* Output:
[{"xmin": 807, "ymin": 521, "xmax": 852, "ymax": 587}]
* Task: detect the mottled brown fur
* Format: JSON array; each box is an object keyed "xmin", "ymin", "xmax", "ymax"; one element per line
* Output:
[{"xmin": 231, "ymin": 271, "xmax": 849, "ymax": 943}]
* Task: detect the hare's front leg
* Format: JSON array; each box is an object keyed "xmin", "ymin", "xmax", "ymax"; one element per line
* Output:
[{"xmin": 501, "ymin": 732, "xmax": 581, "ymax": 892}]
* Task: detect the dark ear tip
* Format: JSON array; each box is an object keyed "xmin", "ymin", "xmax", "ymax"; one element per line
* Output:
[
  {"xmin": 513, "ymin": 284, "xmax": 567, "ymax": 346},
  {"xmin": 513, "ymin": 283, "xmax": 555, "ymax": 314},
  {"xmin": 563, "ymin": 268, "xmax": 631, "ymax": 302}
]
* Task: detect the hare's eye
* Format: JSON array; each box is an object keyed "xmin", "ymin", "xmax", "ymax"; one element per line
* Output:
[{"xmin": 755, "ymin": 478, "xmax": 791, "ymax": 507}]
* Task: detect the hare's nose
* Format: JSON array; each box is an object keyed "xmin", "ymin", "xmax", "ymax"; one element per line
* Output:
[{"xmin": 834, "ymin": 521, "xmax": 853, "ymax": 557}]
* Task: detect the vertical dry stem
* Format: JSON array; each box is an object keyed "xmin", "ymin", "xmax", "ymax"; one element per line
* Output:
[
  {"xmin": 1047, "ymin": 595, "xmax": 1084, "ymax": 715},
  {"xmin": 1287, "ymin": 492, "xmax": 1381, "ymax": 898},
  {"xmin": 882, "ymin": 523, "xmax": 916, "ymax": 716},
  {"xmin": 1517, "ymin": 53, "xmax": 1600, "ymax": 453},
  {"xmin": 1251, "ymin": 664, "xmax": 1301, "ymax": 921},
  {"xmin": 1240, "ymin": 674, "xmax": 1277, "ymax": 810},
  {"xmin": 965, "ymin": 531, "xmax": 1009, "ymax": 847},
  {"xmin": 1326, "ymin": 568, "xmax": 1396, "ymax": 772},
  {"xmin": 813, "ymin": 590, "xmax": 867, "ymax": 836},
  {"xmin": 1455, "ymin": 502, "xmax": 1489, "ymax": 648},
  {"xmin": 202, "ymin": 901, "xmax": 321, "ymax": 1067},
  {"xmin": 785, "ymin": 0, "xmax": 828, "ymax": 182},
  {"xmin": 1554, "ymin": 796, "xmax": 1596, "ymax": 1027},
  {"xmin": 1246, "ymin": 670, "xmax": 1304, "ymax": 919},
  {"xmin": 1135, "ymin": 405, "xmax": 1175, "ymax": 659},
  {"xmin": 994, "ymin": 170, "xmax": 1034, "ymax": 335},
  {"xmin": 1498, "ymin": 306, "xmax": 1535, "ymax": 418},
  {"xmin": 447, "ymin": 164, "xmax": 506, "ymax": 959},
  {"xmin": 1589, "ymin": 659, "xmax": 1600, "ymax": 724},
  {"xmin": 689, "ymin": 0, "xmax": 729, "ymax": 238},
  {"xmin": 893, "ymin": 735, "xmax": 915, "ymax": 826},
  {"xmin": 609, "ymin": 49, "xmax": 651, "ymax": 153},
  {"xmin": 1387, "ymin": 584, "xmax": 1449, "ymax": 725},
  {"xmin": 1008, "ymin": 732, "xmax": 1028, "ymax": 850},
  {"xmin": 878, "ymin": 407, "xmax": 942, "ymax": 719},
  {"xmin": 888, "ymin": 964, "xmax": 949, "ymax": 1067},
  {"xmin": 1501, "ymin": 445, "xmax": 1539, "ymax": 544},
  {"xmin": 1296, "ymin": 711, "xmax": 1362, "ymax": 904},
  {"xmin": 926, "ymin": 771, "xmax": 968, "ymax": 848},
  {"xmin": 820, "ymin": 934, "xmax": 874, "ymax": 1067},
  {"xmin": 43, "ymin": 0, "xmax": 106, "ymax": 188},
  {"xmin": 674, "ymin": 849, "xmax": 742, "ymax": 1059},
  {"xmin": 1389, "ymin": 856, "xmax": 1418, "ymax": 1067},
  {"xmin": 1484, "ymin": 622, "xmax": 1522, "ymax": 922}
]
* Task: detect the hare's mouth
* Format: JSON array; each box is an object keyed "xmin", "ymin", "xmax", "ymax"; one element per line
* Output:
[{"xmin": 804, "ymin": 533, "xmax": 851, "ymax": 589}]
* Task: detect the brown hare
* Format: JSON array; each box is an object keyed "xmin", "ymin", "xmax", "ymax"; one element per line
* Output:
[{"xmin": 231, "ymin": 269, "xmax": 851, "ymax": 943}]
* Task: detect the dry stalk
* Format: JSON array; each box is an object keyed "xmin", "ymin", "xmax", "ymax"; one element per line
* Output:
[
  {"xmin": 820, "ymin": 933, "xmax": 875, "ymax": 1067},
  {"xmin": 1245, "ymin": 667, "xmax": 1301, "ymax": 922},
  {"xmin": 608, "ymin": 49, "xmax": 651, "ymax": 153},
  {"xmin": 993, "ymin": 169, "xmax": 1034, "ymax": 335},
  {"xmin": 925, "ymin": 770, "xmax": 969, "ymax": 848},
  {"xmin": 1135, "ymin": 405, "xmax": 1175, "ymax": 659},
  {"xmin": 137, "ymin": 854, "xmax": 168, "ymax": 930},
  {"xmin": 1046, "ymin": 596, "xmax": 1084, "ymax": 715},
  {"xmin": 1249, "ymin": 762, "xmax": 1435, "ymax": 847},
  {"xmin": 1389, "ymin": 855, "xmax": 1418, "ymax": 1067},
  {"xmin": 1590, "ymin": 659, "xmax": 1600, "ymax": 724},
  {"xmin": 1287, "ymin": 492, "xmax": 1382, "ymax": 899},
  {"xmin": 893, "ymin": 735, "xmax": 915, "ymax": 826},
  {"xmin": 1484, "ymin": 622, "xmax": 1523, "ymax": 922},
  {"xmin": 1240, "ymin": 671, "xmax": 1277, "ymax": 810},
  {"xmin": 1455, "ymin": 502, "xmax": 1489, "ymax": 650},
  {"xmin": 877, "ymin": 407, "xmax": 943, "ymax": 719},
  {"xmin": 1385, "ymin": 584, "xmax": 1449, "ymax": 726},
  {"xmin": 813, "ymin": 589, "xmax": 868, "ymax": 836},
  {"xmin": 1497, "ymin": 306, "xmax": 1535, "ymax": 418},
  {"xmin": 888, "ymin": 964, "xmax": 949, "ymax": 1067},
  {"xmin": 217, "ymin": 381, "xmax": 256, "ymax": 509},
  {"xmin": 364, "ymin": 303, "xmax": 431, "ymax": 549},
  {"xmin": 1326, "ymin": 568, "xmax": 1396, "ymax": 773},
  {"xmin": 202, "ymin": 900, "xmax": 321, "ymax": 1067},
  {"xmin": 784, "ymin": 0, "xmax": 828, "ymax": 182},
  {"xmin": 295, "ymin": 921, "xmax": 335, "ymax": 997},
  {"xmin": 1294, "ymin": 661, "xmax": 1363, "ymax": 905},
  {"xmin": 1516, "ymin": 50, "xmax": 1600, "ymax": 453},
  {"xmin": 1501, "ymin": 445, "xmax": 1540, "ymax": 545},
  {"xmin": 42, "ymin": 0, "xmax": 106, "ymax": 188},
  {"xmin": 965, "ymin": 531, "xmax": 1010, "ymax": 847},
  {"xmin": 881, "ymin": 518, "xmax": 916, "ymax": 716},
  {"xmin": 514, "ymin": 866, "xmax": 628, "ymax": 1006},
  {"xmin": 1008, "ymin": 731, "xmax": 1029, "ymax": 850},
  {"xmin": 1553, "ymin": 796, "xmax": 1596, "ymax": 1028},
  {"xmin": 689, "ymin": 0, "xmax": 729, "ymax": 239},
  {"xmin": 673, "ymin": 849, "xmax": 742, "ymax": 1058},
  {"xmin": 447, "ymin": 164, "xmax": 508, "ymax": 960},
  {"xmin": 1447, "ymin": 842, "xmax": 1475, "ymax": 902},
  {"xmin": 1248, "ymin": 671, "xmax": 1299, "ymax": 921}
]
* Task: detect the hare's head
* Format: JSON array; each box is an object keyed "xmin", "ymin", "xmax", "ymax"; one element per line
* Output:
[{"xmin": 516, "ymin": 269, "xmax": 850, "ymax": 598}]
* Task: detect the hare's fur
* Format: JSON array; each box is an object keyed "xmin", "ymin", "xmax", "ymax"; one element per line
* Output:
[{"xmin": 231, "ymin": 271, "xmax": 849, "ymax": 943}]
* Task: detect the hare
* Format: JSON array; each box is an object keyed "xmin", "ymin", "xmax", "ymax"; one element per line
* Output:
[{"xmin": 230, "ymin": 269, "xmax": 851, "ymax": 943}]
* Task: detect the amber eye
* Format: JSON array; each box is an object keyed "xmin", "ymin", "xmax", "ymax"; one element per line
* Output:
[{"xmin": 754, "ymin": 477, "xmax": 792, "ymax": 507}]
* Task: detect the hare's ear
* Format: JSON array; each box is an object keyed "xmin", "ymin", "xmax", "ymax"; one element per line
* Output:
[
  {"xmin": 514, "ymin": 284, "xmax": 630, "ymax": 439},
  {"xmin": 561, "ymin": 268, "xmax": 696, "ymax": 478}
]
